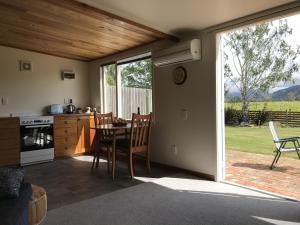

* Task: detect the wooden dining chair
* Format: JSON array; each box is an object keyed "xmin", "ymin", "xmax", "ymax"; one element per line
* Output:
[
  {"xmin": 115, "ymin": 113, "xmax": 152, "ymax": 179},
  {"xmin": 91, "ymin": 112, "xmax": 113, "ymax": 172}
]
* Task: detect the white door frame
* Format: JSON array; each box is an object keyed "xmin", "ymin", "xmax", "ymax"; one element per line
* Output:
[{"xmin": 216, "ymin": 32, "xmax": 225, "ymax": 181}]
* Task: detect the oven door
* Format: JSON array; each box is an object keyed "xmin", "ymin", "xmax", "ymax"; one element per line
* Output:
[{"xmin": 20, "ymin": 124, "xmax": 54, "ymax": 152}]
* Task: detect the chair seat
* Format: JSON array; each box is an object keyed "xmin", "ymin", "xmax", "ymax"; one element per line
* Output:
[
  {"xmin": 116, "ymin": 138, "xmax": 130, "ymax": 149},
  {"xmin": 99, "ymin": 139, "xmax": 113, "ymax": 145},
  {"xmin": 277, "ymin": 147, "xmax": 299, "ymax": 152}
]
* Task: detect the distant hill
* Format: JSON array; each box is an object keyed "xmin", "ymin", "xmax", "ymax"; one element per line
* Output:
[
  {"xmin": 272, "ymin": 85, "xmax": 300, "ymax": 100},
  {"xmin": 226, "ymin": 90, "xmax": 271, "ymax": 101}
]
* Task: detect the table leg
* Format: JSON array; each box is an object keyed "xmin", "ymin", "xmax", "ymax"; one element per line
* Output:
[
  {"xmin": 112, "ymin": 132, "xmax": 116, "ymax": 180},
  {"xmin": 95, "ymin": 131, "xmax": 100, "ymax": 168}
]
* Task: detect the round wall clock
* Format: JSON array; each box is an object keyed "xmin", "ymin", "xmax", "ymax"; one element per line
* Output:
[{"xmin": 172, "ymin": 66, "xmax": 187, "ymax": 85}]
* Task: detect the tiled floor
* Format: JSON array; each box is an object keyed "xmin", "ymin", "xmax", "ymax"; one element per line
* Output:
[
  {"xmin": 24, "ymin": 155, "xmax": 175, "ymax": 210},
  {"xmin": 226, "ymin": 150, "xmax": 300, "ymax": 200}
]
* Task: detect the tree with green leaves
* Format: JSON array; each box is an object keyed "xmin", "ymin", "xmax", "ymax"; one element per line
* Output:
[
  {"xmin": 105, "ymin": 59, "xmax": 152, "ymax": 89},
  {"xmin": 224, "ymin": 19, "xmax": 300, "ymax": 123}
]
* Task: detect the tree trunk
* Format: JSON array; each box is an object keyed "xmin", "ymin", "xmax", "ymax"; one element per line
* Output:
[{"xmin": 241, "ymin": 101, "xmax": 249, "ymax": 124}]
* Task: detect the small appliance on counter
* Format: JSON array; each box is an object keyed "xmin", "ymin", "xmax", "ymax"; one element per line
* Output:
[
  {"xmin": 49, "ymin": 104, "xmax": 63, "ymax": 115},
  {"xmin": 66, "ymin": 99, "xmax": 76, "ymax": 114}
]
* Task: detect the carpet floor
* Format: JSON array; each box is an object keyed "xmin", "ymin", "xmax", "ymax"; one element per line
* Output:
[{"xmin": 42, "ymin": 174, "xmax": 300, "ymax": 225}]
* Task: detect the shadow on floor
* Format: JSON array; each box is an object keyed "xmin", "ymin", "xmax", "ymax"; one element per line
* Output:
[{"xmin": 24, "ymin": 156, "xmax": 175, "ymax": 210}]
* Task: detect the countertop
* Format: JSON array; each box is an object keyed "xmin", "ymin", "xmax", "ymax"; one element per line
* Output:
[{"xmin": 52, "ymin": 113, "xmax": 93, "ymax": 117}]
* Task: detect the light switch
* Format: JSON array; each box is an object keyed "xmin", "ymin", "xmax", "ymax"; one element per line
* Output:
[
  {"xmin": 1, "ymin": 97, "xmax": 8, "ymax": 105},
  {"xmin": 181, "ymin": 109, "xmax": 188, "ymax": 121}
]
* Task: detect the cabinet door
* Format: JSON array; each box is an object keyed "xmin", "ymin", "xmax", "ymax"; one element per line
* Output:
[
  {"xmin": 0, "ymin": 118, "xmax": 20, "ymax": 166},
  {"xmin": 76, "ymin": 116, "xmax": 90, "ymax": 154},
  {"xmin": 89, "ymin": 116, "xmax": 96, "ymax": 152}
]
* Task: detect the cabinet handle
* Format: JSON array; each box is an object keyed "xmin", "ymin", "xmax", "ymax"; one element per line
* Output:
[
  {"xmin": 65, "ymin": 147, "xmax": 68, "ymax": 150},
  {"xmin": 64, "ymin": 121, "xmax": 68, "ymax": 124},
  {"xmin": 65, "ymin": 130, "xmax": 68, "ymax": 133},
  {"xmin": 65, "ymin": 138, "xmax": 68, "ymax": 142}
]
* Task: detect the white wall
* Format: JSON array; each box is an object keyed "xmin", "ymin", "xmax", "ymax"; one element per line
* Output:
[
  {"xmin": 152, "ymin": 33, "xmax": 217, "ymax": 176},
  {"xmin": 0, "ymin": 46, "xmax": 90, "ymax": 116},
  {"xmin": 88, "ymin": 37, "xmax": 218, "ymax": 178}
]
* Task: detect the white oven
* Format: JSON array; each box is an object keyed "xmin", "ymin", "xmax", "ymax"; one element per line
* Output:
[{"xmin": 20, "ymin": 116, "xmax": 54, "ymax": 165}]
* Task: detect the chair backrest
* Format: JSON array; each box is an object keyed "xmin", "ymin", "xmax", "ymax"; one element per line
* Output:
[
  {"xmin": 269, "ymin": 121, "xmax": 280, "ymax": 149},
  {"xmin": 129, "ymin": 113, "xmax": 152, "ymax": 152},
  {"xmin": 94, "ymin": 112, "xmax": 113, "ymax": 126},
  {"xmin": 94, "ymin": 112, "xmax": 113, "ymax": 139}
]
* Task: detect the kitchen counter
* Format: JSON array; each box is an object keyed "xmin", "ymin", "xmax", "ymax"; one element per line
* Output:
[{"xmin": 51, "ymin": 113, "xmax": 93, "ymax": 117}]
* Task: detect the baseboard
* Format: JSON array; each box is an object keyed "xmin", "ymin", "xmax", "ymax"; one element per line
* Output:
[{"xmin": 150, "ymin": 161, "xmax": 215, "ymax": 181}]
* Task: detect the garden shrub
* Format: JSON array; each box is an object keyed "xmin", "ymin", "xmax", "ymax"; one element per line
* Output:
[
  {"xmin": 254, "ymin": 109, "xmax": 270, "ymax": 126},
  {"xmin": 225, "ymin": 108, "xmax": 243, "ymax": 125}
]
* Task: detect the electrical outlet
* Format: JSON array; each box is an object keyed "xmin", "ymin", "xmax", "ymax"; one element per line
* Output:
[
  {"xmin": 64, "ymin": 98, "xmax": 69, "ymax": 104},
  {"xmin": 171, "ymin": 144, "xmax": 178, "ymax": 155}
]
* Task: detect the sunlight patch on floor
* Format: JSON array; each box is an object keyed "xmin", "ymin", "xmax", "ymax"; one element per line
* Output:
[
  {"xmin": 253, "ymin": 216, "xmax": 300, "ymax": 225},
  {"xmin": 150, "ymin": 174, "xmax": 293, "ymax": 202},
  {"xmin": 72, "ymin": 155, "xmax": 107, "ymax": 163}
]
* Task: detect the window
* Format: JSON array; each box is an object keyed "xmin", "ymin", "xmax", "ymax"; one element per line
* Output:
[{"xmin": 101, "ymin": 53, "xmax": 152, "ymax": 119}]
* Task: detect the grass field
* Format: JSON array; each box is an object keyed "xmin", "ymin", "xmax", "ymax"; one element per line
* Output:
[
  {"xmin": 225, "ymin": 126, "xmax": 300, "ymax": 159},
  {"xmin": 225, "ymin": 101, "xmax": 300, "ymax": 111}
]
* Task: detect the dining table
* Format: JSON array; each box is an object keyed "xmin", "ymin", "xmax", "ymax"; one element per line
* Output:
[{"xmin": 92, "ymin": 123, "xmax": 131, "ymax": 179}]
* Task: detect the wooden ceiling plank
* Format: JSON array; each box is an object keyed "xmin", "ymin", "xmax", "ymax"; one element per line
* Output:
[
  {"xmin": 0, "ymin": 27, "xmax": 102, "ymax": 59},
  {"xmin": 3, "ymin": 0, "xmax": 156, "ymax": 43},
  {"xmin": 0, "ymin": 0, "xmax": 172, "ymax": 61},
  {"xmin": 46, "ymin": 0, "xmax": 174, "ymax": 39},
  {"xmin": 0, "ymin": 13, "xmax": 128, "ymax": 54},
  {"xmin": 4, "ymin": 29, "xmax": 103, "ymax": 58}
]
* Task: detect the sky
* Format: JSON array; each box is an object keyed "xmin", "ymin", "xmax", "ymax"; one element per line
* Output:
[{"xmin": 223, "ymin": 13, "xmax": 300, "ymax": 94}]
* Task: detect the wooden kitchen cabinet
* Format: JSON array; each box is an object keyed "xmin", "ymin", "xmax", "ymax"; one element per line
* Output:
[
  {"xmin": 54, "ymin": 115, "xmax": 92, "ymax": 158},
  {"xmin": 0, "ymin": 117, "xmax": 20, "ymax": 166},
  {"xmin": 76, "ymin": 116, "xmax": 91, "ymax": 154}
]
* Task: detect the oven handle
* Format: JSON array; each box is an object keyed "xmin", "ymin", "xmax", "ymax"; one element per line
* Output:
[{"xmin": 24, "ymin": 125, "xmax": 52, "ymax": 128}]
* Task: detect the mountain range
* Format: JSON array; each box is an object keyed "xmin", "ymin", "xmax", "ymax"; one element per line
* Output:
[{"xmin": 226, "ymin": 85, "xmax": 300, "ymax": 101}]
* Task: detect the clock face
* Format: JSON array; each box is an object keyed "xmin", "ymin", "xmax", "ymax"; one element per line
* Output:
[{"xmin": 173, "ymin": 66, "xmax": 187, "ymax": 85}]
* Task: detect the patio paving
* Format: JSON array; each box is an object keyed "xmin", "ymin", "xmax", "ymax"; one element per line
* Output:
[{"xmin": 226, "ymin": 150, "xmax": 300, "ymax": 200}]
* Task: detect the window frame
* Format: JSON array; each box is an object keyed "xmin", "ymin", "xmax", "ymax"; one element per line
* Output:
[{"xmin": 100, "ymin": 53, "xmax": 153, "ymax": 119}]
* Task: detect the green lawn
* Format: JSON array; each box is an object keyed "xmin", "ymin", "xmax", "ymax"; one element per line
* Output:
[
  {"xmin": 225, "ymin": 126, "xmax": 300, "ymax": 159},
  {"xmin": 225, "ymin": 101, "xmax": 300, "ymax": 111}
]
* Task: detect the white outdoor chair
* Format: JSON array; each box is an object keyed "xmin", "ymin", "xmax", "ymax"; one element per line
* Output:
[{"xmin": 269, "ymin": 121, "xmax": 300, "ymax": 169}]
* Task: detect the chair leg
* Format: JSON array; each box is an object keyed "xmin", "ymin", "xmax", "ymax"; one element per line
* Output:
[
  {"xmin": 107, "ymin": 146, "xmax": 111, "ymax": 173},
  {"xmin": 91, "ymin": 149, "xmax": 97, "ymax": 172},
  {"xmin": 296, "ymin": 150, "xmax": 300, "ymax": 160},
  {"xmin": 271, "ymin": 151, "xmax": 280, "ymax": 169},
  {"xmin": 96, "ymin": 151, "xmax": 100, "ymax": 168},
  {"xmin": 146, "ymin": 151, "xmax": 151, "ymax": 175},
  {"xmin": 129, "ymin": 152, "xmax": 134, "ymax": 179},
  {"xmin": 275, "ymin": 152, "xmax": 281, "ymax": 164}
]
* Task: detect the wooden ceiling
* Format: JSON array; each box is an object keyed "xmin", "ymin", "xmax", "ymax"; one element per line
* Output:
[{"xmin": 0, "ymin": 0, "xmax": 173, "ymax": 61}]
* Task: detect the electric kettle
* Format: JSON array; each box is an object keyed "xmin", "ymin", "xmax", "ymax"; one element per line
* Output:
[{"xmin": 66, "ymin": 99, "xmax": 76, "ymax": 114}]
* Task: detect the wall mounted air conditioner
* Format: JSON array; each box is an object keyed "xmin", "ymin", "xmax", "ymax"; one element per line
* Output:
[{"xmin": 153, "ymin": 39, "xmax": 201, "ymax": 67}]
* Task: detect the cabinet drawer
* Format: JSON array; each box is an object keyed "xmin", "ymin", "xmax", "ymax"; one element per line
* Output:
[
  {"xmin": 55, "ymin": 136, "xmax": 78, "ymax": 145},
  {"xmin": 54, "ymin": 144, "xmax": 77, "ymax": 157},
  {"xmin": 54, "ymin": 120, "xmax": 77, "ymax": 128},
  {"xmin": 54, "ymin": 127, "xmax": 77, "ymax": 137}
]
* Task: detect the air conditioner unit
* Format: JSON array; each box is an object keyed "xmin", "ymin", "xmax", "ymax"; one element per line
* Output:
[{"xmin": 153, "ymin": 39, "xmax": 201, "ymax": 67}]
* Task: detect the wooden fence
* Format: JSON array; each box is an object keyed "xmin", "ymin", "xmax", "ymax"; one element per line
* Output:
[
  {"xmin": 235, "ymin": 110, "xmax": 300, "ymax": 127},
  {"xmin": 104, "ymin": 86, "xmax": 152, "ymax": 119}
]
